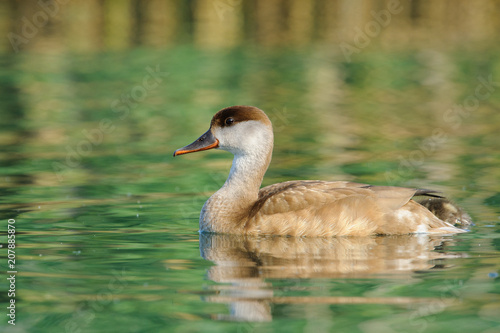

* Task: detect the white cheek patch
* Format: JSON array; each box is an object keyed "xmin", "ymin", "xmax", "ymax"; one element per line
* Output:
[
  {"xmin": 241, "ymin": 121, "xmax": 264, "ymax": 147},
  {"xmin": 214, "ymin": 121, "xmax": 272, "ymax": 156}
]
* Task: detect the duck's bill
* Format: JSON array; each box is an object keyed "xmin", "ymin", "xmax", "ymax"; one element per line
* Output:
[{"xmin": 173, "ymin": 129, "xmax": 219, "ymax": 157}]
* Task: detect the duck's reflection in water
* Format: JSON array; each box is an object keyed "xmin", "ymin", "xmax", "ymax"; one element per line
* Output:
[{"xmin": 199, "ymin": 233, "xmax": 462, "ymax": 322}]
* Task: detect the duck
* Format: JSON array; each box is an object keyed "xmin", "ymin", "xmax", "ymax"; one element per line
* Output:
[{"xmin": 173, "ymin": 105, "xmax": 471, "ymax": 237}]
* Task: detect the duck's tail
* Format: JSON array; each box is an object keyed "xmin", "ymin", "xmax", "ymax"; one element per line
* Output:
[{"xmin": 417, "ymin": 197, "xmax": 473, "ymax": 227}]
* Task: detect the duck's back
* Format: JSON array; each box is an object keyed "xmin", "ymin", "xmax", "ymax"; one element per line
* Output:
[{"xmin": 242, "ymin": 181, "xmax": 465, "ymax": 237}]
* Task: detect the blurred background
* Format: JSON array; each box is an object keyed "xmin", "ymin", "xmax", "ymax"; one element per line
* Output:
[
  {"xmin": 1, "ymin": 1, "xmax": 500, "ymax": 332},
  {"xmin": 2, "ymin": 0, "xmax": 499, "ymax": 216},
  {"xmin": 2, "ymin": 0, "xmax": 500, "ymax": 51}
]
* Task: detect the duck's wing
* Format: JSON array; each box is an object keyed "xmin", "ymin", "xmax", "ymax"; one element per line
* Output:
[
  {"xmin": 253, "ymin": 180, "xmax": 365, "ymax": 216},
  {"xmin": 255, "ymin": 181, "xmax": 427, "ymax": 215},
  {"xmin": 258, "ymin": 180, "xmax": 366, "ymax": 198},
  {"xmin": 249, "ymin": 181, "xmax": 456, "ymax": 236}
]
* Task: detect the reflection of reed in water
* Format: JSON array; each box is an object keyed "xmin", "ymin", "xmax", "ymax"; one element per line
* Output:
[
  {"xmin": 199, "ymin": 233, "xmax": 463, "ymax": 322},
  {"xmin": 4, "ymin": 0, "xmax": 498, "ymax": 53}
]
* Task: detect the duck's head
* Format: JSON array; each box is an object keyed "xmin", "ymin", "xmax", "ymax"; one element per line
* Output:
[{"xmin": 173, "ymin": 106, "xmax": 273, "ymax": 157}]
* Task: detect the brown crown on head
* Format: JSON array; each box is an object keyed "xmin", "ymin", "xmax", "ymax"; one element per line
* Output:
[{"xmin": 210, "ymin": 106, "xmax": 271, "ymax": 128}]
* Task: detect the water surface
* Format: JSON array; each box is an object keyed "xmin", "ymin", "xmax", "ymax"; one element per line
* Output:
[{"xmin": 1, "ymin": 47, "xmax": 500, "ymax": 332}]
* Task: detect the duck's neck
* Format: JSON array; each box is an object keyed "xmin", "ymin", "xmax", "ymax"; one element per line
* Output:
[
  {"xmin": 222, "ymin": 150, "xmax": 271, "ymax": 200},
  {"xmin": 201, "ymin": 146, "xmax": 273, "ymax": 233}
]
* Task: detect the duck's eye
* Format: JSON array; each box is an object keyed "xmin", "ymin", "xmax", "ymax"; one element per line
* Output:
[{"xmin": 225, "ymin": 117, "xmax": 234, "ymax": 126}]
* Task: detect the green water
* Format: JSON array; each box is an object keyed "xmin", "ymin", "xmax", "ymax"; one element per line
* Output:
[{"xmin": 1, "ymin": 47, "xmax": 500, "ymax": 332}]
